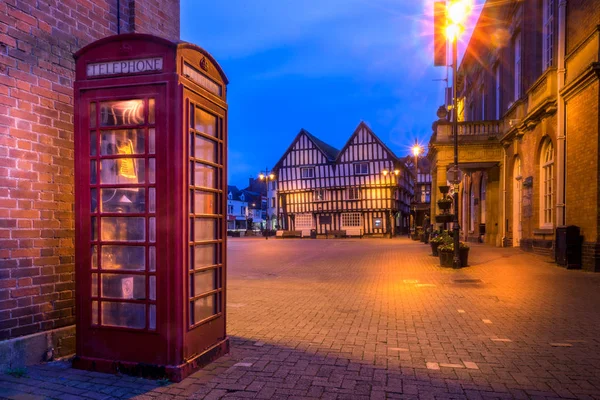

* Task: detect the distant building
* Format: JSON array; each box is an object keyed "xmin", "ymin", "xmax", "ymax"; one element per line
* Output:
[
  {"xmin": 273, "ymin": 122, "xmax": 413, "ymax": 236},
  {"xmin": 402, "ymin": 155, "xmax": 432, "ymax": 231},
  {"xmin": 227, "ymin": 186, "xmax": 248, "ymax": 231},
  {"xmin": 428, "ymin": 0, "xmax": 600, "ymax": 270}
]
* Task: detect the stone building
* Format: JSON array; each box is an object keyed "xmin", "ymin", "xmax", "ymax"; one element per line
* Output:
[
  {"xmin": 428, "ymin": 0, "xmax": 600, "ymax": 270},
  {"xmin": 0, "ymin": 0, "xmax": 179, "ymax": 367}
]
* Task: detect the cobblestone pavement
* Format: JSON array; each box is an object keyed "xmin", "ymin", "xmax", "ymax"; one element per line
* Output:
[{"xmin": 3, "ymin": 238, "xmax": 600, "ymax": 399}]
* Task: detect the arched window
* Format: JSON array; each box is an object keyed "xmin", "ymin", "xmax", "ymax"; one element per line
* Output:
[{"xmin": 540, "ymin": 139, "xmax": 554, "ymax": 227}]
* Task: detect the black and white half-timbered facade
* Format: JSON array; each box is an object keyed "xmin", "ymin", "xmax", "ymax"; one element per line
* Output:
[{"xmin": 273, "ymin": 122, "xmax": 413, "ymax": 237}]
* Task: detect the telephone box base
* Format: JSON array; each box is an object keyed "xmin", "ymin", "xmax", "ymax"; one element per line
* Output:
[{"xmin": 72, "ymin": 337, "xmax": 230, "ymax": 382}]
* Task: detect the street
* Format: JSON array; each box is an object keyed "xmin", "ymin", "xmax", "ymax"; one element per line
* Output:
[{"xmin": 3, "ymin": 238, "xmax": 600, "ymax": 399}]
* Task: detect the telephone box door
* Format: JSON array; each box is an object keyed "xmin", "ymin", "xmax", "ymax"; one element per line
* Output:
[{"xmin": 76, "ymin": 84, "xmax": 169, "ymax": 364}]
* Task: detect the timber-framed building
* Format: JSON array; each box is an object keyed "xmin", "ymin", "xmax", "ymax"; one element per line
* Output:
[{"xmin": 273, "ymin": 122, "xmax": 413, "ymax": 237}]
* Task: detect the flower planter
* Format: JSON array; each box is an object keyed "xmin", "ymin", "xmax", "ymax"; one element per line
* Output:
[
  {"xmin": 439, "ymin": 185, "xmax": 450, "ymax": 195},
  {"xmin": 438, "ymin": 248, "xmax": 469, "ymax": 267},
  {"xmin": 437, "ymin": 201, "xmax": 452, "ymax": 211},
  {"xmin": 431, "ymin": 241, "xmax": 441, "ymax": 256},
  {"xmin": 435, "ymin": 214, "xmax": 454, "ymax": 224},
  {"xmin": 439, "ymin": 250, "xmax": 453, "ymax": 267}
]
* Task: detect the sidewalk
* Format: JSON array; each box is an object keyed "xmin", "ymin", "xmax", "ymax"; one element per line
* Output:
[{"xmin": 2, "ymin": 238, "xmax": 600, "ymax": 399}]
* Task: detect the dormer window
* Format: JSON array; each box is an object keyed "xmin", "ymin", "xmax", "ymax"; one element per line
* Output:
[
  {"xmin": 300, "ymin": 167, "xmax": 315, "ymax": 179},
  {"xmin": 353, "ymin": 162, "xmax": 368, "ymax": 175}
]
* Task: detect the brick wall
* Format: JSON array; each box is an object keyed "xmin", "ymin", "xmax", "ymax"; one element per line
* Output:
[
  {"xmin": 0, "ymin": 0, "xmax": 179, "ymax": 342},
  {"xmin": 566, "ymin": 0, "xmax": 600, "ymax": 55}
]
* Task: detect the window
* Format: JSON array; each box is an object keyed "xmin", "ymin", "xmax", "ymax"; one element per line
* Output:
[
  {"xmin": 314, "ymin": 189, "xmax": 327, "ymax": 201},
  {"xmin": 543, "ymin": 0, "xmax": 555, "ymax": 70},
  {"xmin": 514, "ymin": 35, "xmax": 521, "ymax": 101},
  {"xmin": 300, "ymin": 167, "xmax": 314, "ymax": 179},
  {"xmin": 540, "ymin": 139, "xmax": 554, "ymax": 227},
  {"xmin": 480, "ymin": 85, "xmax": 486, "ymax": 120},
  {"xmin": 227, "ymin": 205, "xmax": 233, "ymax": 214},
  {"xmin": 353, "ymin": 162, "xmax": 368, "ymax": 175},
  {"xmin": 241, "ymin": 206, "xmax": 246, "ymax": 216},
  {"xmin": 341, "ymin": 213, "xmax": 362, "ymax": 228},
  {"xmin": 495, "ymin": 64, "xmax": 501, "ymax": 119},
  {"xmin": 270, "ymin": 181, "xmax": 276, "ymax": 190},
  {"xmin": 295, "ymin": 213, "xmax": 313, "ymax": 229},
  {"xmin": 347, "ymin": 188, "xmax": 361, "ymax": 200},
  {"xmin": 271, "ymin": 197, "xmax": 275, "ymax": 208}
]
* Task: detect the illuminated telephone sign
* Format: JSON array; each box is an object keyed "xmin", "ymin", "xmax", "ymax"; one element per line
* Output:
[{"xmin": 73, "ymin": 34, "xmax": 229, "ymax": 382}]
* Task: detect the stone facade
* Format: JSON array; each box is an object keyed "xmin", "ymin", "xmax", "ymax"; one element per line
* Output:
[
  {"xmin": 0, "ymin": 0, "xmax": 179, "ymax": 367},
  {"xmin": 428, "ymin": 0, "xmax": 600, "ymax": 270}
]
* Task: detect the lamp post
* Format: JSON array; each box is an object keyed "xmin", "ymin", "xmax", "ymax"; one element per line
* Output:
[
  {"xmin": 258, "ymin": 167, "xmax": 276, "ymax": 240},
  {"xmin": 381, "ymin": 166, "xmax": 401, "ymax": 239},
  {"xmin": 412, "ymin": 143, "xmax": 421, "ymax": 236},
  {"xmin": 445, "ymin": 0, "xmax": 471, "ymax": 268}
]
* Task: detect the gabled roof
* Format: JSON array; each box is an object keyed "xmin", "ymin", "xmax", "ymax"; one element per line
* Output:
[
  {"xmin": 273, "ymin": 128, "xmax": 340, "ymax": 171},
  {"xmin": 336, "ymin": 121, "xmax": 399, "ymax": 162}
]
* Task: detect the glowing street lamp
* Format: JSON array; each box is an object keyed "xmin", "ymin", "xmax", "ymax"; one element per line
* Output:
[
  {"xmin": 258, "ymin": 167, "xmax": 276, "ymax": 240},
  {"xmin": 443, "ymin": 0, "xmax": 472, "ymax": 268}
]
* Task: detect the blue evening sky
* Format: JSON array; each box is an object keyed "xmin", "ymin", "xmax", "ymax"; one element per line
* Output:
[{"xmin": 181, "ymin": 0, "xmax": 480, "ymax": 188}]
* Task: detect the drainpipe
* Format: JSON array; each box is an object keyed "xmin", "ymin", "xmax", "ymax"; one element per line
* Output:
[
  {"xmin": 556, "ymin": 0, "xmax": 567, "ymax": 226},
  {"xmin": 501, "ymin": 145, "xmax": 507, "ymax": 246}
]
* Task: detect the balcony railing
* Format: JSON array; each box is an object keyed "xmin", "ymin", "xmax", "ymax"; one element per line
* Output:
[{"xmin": 434, "ymin": 120, "xmax": 501, "ymax": 143}]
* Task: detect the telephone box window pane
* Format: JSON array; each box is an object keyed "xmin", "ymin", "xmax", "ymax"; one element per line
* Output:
[
  {"xmin": 100, "ymin": 159, "xmax": 145, "ymax": 185},
  {"xmin": 100, "ymin": 100, "xmax": 145, "ymax": 127},
  {"xmin": 192, "ymin": 244, "xmax": 216, "ymax": 269},
  {"xmin": 189, "ymin": 103, "xmax": 194, "ymax": 128},
  {"xmin": 90, "ymin": 132, "xmax": 97, "ymax": 156},
  {"xmin": 192, "ymin": 269, "xmax": 216, "ymax": 296},
  {"xmin": 148, "ymin": 98, "xmax": 155, "ymax": 125},
  {"xmin": 90, "ymin": 103, "xmax": 96, "ymax": 128},
  {"xmin": 101, "ymin": 302, "xmax": 145, "ymax": 329},
  {"xmin": 100, "ymin": 130, "xmax": 145, "ymax": 155},
  {"xmin": 149, "ymin": 188, "xmax": 156, "ymax": 213},
  {"xmin": 101, "ymin": 274, "xmax": 146, "ymax": 299},
  {"xmin": 149, "ymin": 217, "xmax": 156, "ymax": 242},
  {"xmin": 149, "ymin": 276, "xmax": 156, "ymax": 300},
  {"xmin": 192, "ymin": 295, "xmax": 216, "ymax": 324},
  {"xmin": 101, "ymin": 188, "xmax": 145, "ymax": 213},
  {"xmin": 91, "ymin": 161, "xmax": 97, "ymax": 184},
  {"xmin": 91, "ymin": 217, "xmax": 97, "ymax": 241},
  {"xmin": 148, "ymin": 158, "xmax": 155, "ymax": 184},
  {"xmin": 149, "ymin": 128, "xmax": 155, "ymax": 154},
  {"xmin": 101, "ymin": 217, "xmax": 145, "ymax": 242},
  {"xmin": 92, "ymin": 301, "xmax": 98, "ymax": 325},
  {"xmin": 91, "ymin": 189, "xmax": 97, "ymax": 212},
  {"xmin": 91, "ymin": 246, "xmax": 98, "ymax": 269},
  {"xmin": 149, "ymin": 304, "xmax": 156, "ymax": 330},
  {"xmin": 194, "ymin": 135, "xmax": 217, "ymax": 163},
  {"xmin": 193, "ymin": 191, "xmax": 216, "ymax": 214},
  {"xmin": 194, "ymin": 218, "xmax": 217, "ymax": 241},
  {"xmin": 149, "ymin": 246, "xmax": 156, "ymax": 272},
  {"xmin": 194, "ymin": 108, "xmax": 216, "ymax": 137},
  {"xmin": 91, "ymin": 273, "xmax": 98, "ymax": 297},
  {"xmin": 193, "ymin": 163, "xmax": 215, "ymax": 188},
  {"xmin": 101, "ymin": 246, "xmax": 145, "ymax": 270}
]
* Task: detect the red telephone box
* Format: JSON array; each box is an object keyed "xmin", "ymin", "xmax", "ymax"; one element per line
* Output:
[{"xmin": 73, "ymin": 34, "xmax": 228, "ymax": 381}]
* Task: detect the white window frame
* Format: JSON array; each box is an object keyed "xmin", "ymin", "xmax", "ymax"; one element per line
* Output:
[
  {"xmin": 353, "ymin": 162, "xmax": 368, "ymax": 175},
  {"xmin": 514, "ymin": 34, "xmax": 521, "ymax": 101},
  {"xmin": 300, "ymin": 167, "xmax": 315, "ymax": 179},
  {"xmin": 543, "ymin": 0, "xmax": 555, "ymax": 70},
  {"xmin": 341, "ymin": 212, "xmax": 362, "ymax": 228},
  {"xmin": 346, "ymin": 187, "xmax": 361, "ymax": 200},
  {"xmin": 295, "ymin": 213, "xmax": 314, "ymax": 229},
  {"xmin": 540, "ymin": 139, "xmax": 554, "ymax": 228},
  {"xmin": 314, "ymin": 189, "xmax": 327, "ymax": 202},
  {"xmin": 227, "ymin": 205, "xmax": 234, "ymax": 214}
]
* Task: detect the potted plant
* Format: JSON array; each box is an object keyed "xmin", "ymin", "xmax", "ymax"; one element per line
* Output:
[
  {"xmin": 438, "ymin": 241, "xmax": 470, "ymax": 268},
  {"xmin": 430, "ymin": 231, "xmax": 451, "ymax": 256},
  {"xmin": 437, "ymin": 196, "xmax": 453, "ymax": 212},
  {"xmin": 438, "ymin": 185, "xmax": 450, "ymax": 195}
]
